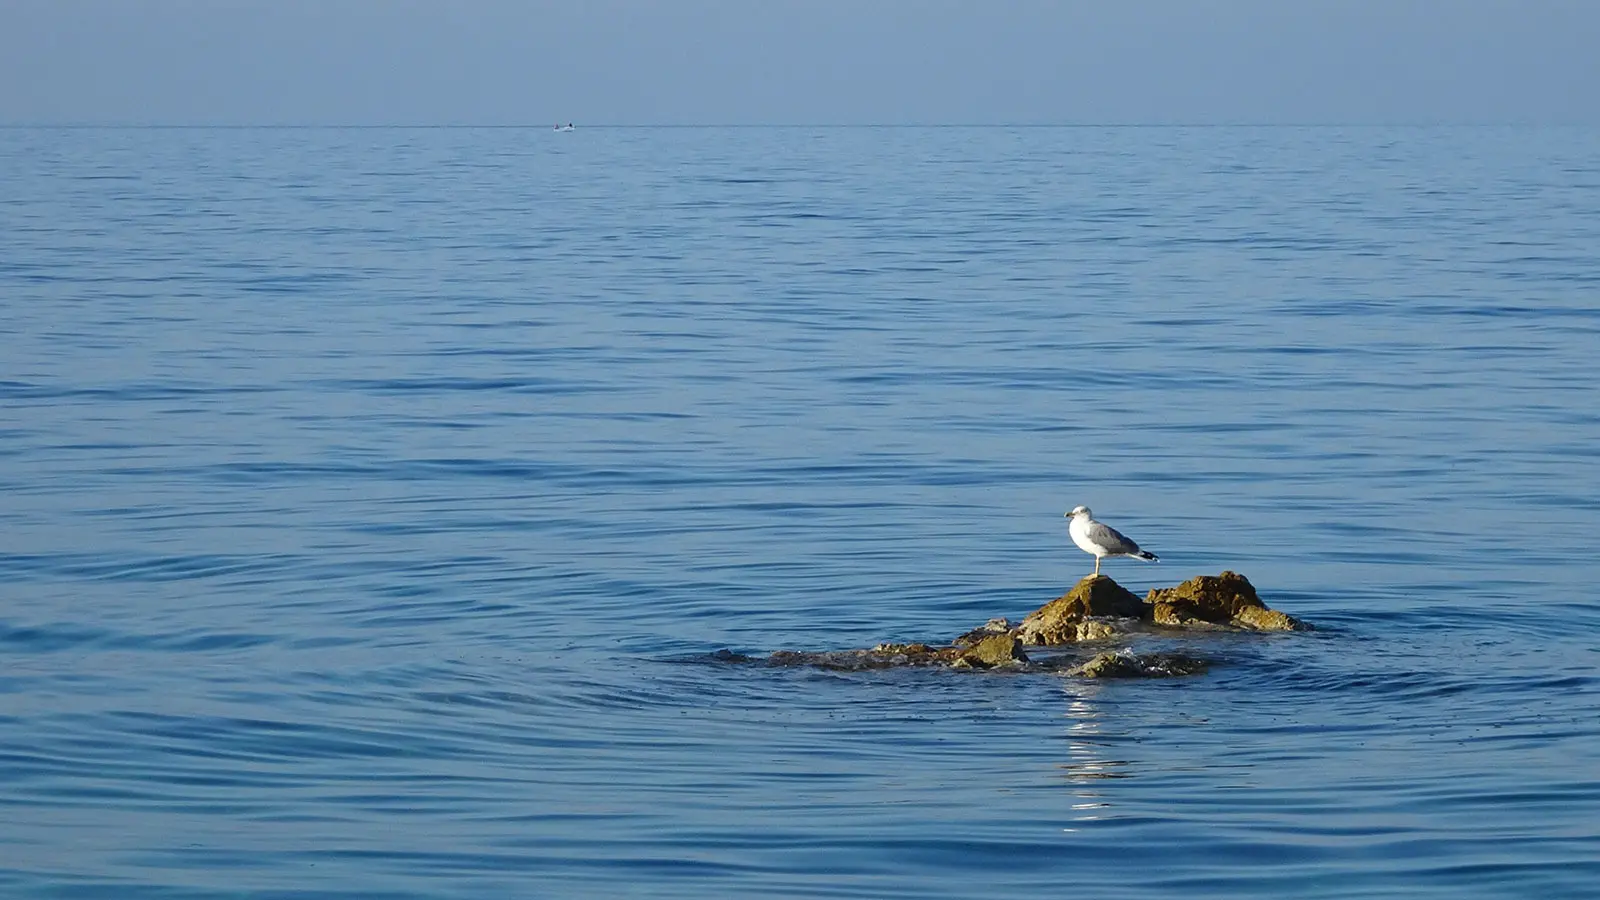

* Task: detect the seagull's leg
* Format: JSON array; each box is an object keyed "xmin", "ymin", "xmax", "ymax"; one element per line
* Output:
[{"xmin": 1093, "ymin": 556, "xmax": 1101, "ymax": 577}]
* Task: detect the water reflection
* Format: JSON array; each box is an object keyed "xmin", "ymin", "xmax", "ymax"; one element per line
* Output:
[{"xmin": 1054, "ymin": 680, "xmax": 1130, "ymax": 832}]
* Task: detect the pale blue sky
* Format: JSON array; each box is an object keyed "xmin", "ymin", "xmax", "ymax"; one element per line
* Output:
[{"xmin": 1, "ymin": 0, "xmax": 1595, "ymax": 125}]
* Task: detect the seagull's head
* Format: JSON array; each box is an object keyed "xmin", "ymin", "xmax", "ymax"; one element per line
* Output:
[{"xmin": 1066, "ymin": 506, "xmax": 1091, "ymax": 519}]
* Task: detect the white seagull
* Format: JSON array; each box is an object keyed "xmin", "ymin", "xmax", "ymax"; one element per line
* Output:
[{"xmin": 1065, "ymin": 506, "xmax": 1159, "ymax": 577}]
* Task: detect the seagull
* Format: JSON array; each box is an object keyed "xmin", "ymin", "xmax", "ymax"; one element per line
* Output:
[{"xmin": 1065, "ymin": 506, "xmax": 1159, "ymax": 577}]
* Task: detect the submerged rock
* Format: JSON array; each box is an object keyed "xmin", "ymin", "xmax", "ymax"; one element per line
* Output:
[
  {"xmin": 740, "ymin": 643, "xmax": 1206, "ymax": 679},
  {"xmin": 1069, "ymin": 651, "xmax": 1210, "ymax": 678},
  {"xmin": 766, "ymin": 644, "xmax": 958, "ymax": 671},
  {"xmin": 705, "ymin": 648, "xmax": 761, "ymax": 664},
  {"xmin": 759, "ymin": 636, "xmax": 1030, "ymax": 672},
  {"xmin": 1144, "ymin": 571, "xmax": 1306, "ymax": 631}
]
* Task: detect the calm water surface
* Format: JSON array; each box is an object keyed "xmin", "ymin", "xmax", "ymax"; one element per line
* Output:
[{"xmin": 2, "ymin": 126, "xmax": 1598, "ymax": 898}]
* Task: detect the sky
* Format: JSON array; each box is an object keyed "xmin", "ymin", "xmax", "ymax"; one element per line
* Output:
[{"xmin": 0, "ymin": 0, "xmax": 1595, "ymax": 126}]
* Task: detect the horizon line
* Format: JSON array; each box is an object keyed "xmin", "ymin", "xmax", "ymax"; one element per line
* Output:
[{"xmin": 1, "ymin": 121, "xmax": 1587, "ymax": 129}]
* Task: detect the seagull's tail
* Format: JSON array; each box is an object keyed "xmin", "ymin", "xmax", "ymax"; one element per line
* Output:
[{"xmin": 1137, "ymin": 551, "xmax": 1158, "ymax": 562}]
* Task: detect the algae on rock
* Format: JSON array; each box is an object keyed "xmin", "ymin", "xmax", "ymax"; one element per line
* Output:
[
  {"xmin": 1143, "ymin": 571, "xmax": 1306, "ymax": 632},
  {"xmin": 1069, "ymin": 651, "xmax": 1211, "ymax": 678},
  {"xmin": 721, "ymin": 570, "xmax": 1306, "ymax": 677},
  {"xmin": 950, "ymin": 633, "xmax": 1029, "ymax": 669}
]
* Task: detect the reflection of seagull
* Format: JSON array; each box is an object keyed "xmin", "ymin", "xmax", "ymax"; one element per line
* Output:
[{"xmin": 1065, "ymin": 506, "xmax": 1158, "ymax": 577}]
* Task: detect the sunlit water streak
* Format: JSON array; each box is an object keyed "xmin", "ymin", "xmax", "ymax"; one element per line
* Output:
[{"xmin": 2, "ymin": 125, "xmax": 1598, "ymax": 898}]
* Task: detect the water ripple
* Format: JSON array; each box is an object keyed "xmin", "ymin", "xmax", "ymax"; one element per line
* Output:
[{"xmin": 1, "ymin": 124, "xmax": 1598, "ymax": 898}]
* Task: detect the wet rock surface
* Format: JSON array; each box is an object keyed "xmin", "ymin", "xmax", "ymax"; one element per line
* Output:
[
  {"xmin": 1144, "ymin": 571, "xmax": 1307, "ymax": 632},
  {"xmin": 709, "ymin": 572, "xmax": 1306, "ymax": 678},
  {"xmin": 1067, "ymin": 651, "xmax": 1211, "ymax": 678},
  {"xmin": 951, "ymin": 633, "xmax": 1029, "ymax": 669},
  {"xmin": 765, "ymin": 644, "xmax": 955, "ymax": 671}
]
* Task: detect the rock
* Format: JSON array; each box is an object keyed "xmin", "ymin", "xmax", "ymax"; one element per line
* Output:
[
  {"xmin": 729, "ymin": 644, "xmax": 1211, "ymax": 677},
  {"xmin": 951, "ymin": 633, "xmax": 1029, "ymax": 669},
  {"xmin": 870, "ymin": 642, "xmax": 942, "ymax": 657},
  {"xmin": 1143, "ymin": 571, "xmax": 1306, "ymax": 631},
  {"xmin": 1069, "ymin": 650, "xmax": 1210, "ymax": 678},
  {"xmin": 1071, "ymin": 620, "xmax": 1120, "ymax": 642},
  {"xmin": 766, "ymin": 643, "xmax": 962, "ymax": 670},
  {"xmin": 706, "ymin": 648, "xmax": 761, "ymax": 663},
  {"xmin": 1017, "ymin": 576, "xmax": 1144, "ymax": 645},
  {"xmin": 865, "ymin": 643, "xmax": 963, "ymax": 666},
  {"xmin": 952, "ymin": 618, "xmax": 1014, "ymax": 647},
  {"xmin": 765, "ymin": 649, "xmax": 830, "ymax": 668},
  {"xmin": 1147, "ymin": 605, "xmax": 1232, "ymax": 629},
  {"xmin": 1231, "ymin": 606, "xmax": 1303, "ymax": 632},
  {"xmin": 712, "ymin": 571, "xmax": 1304, "ymax": 675}
]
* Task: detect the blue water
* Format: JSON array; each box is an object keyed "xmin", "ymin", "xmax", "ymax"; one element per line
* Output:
[{"xmin": 2, "ymin": 125, "xmax": 1598, "ymax": 898}]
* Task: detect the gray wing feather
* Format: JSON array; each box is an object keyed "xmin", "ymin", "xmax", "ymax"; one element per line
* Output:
[{"xmin": 1086, "ymin": 521, "xmax": 1143, "ymax": 555}]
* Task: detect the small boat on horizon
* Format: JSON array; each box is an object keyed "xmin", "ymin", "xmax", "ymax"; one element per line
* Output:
[{"xmin": 553, "ymin": 123, "xmax": 575, "ymax": 132}]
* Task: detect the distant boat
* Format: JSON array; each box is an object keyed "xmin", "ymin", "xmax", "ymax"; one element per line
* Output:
[{"xmin": 553, "ymin": 123, "xmax": 575, "ymax": 132}]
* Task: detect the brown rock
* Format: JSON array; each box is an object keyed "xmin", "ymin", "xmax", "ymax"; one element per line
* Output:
[
  {"xmin": 1144, "ymin": 570, "xmax": 1305, "ymax": 631},
  {"xmin": 1017, "ymin": 576, "xmax": 1144, "ymax": 645},
  {"xmin": 718, "ymin": 570, "xmax": 1302, "ymax": 675},
  {"xmin": 1231, "ymin": 606, "xmax": 1303, "ymax": 632},
  {"xmin": 952, "ymin": 633, "xmax": 1029, "ymax": 669},
  {"xmin": 1072, "ymin": 620, "xmax": 1120, "ymax": 642},
  {"xmin": 1148, "ymin": 604, "xmax": 1230, "ymax": 629},
  {"xmin": 868, "ymin": 643, "xmax": 962, "ymax": 665}
]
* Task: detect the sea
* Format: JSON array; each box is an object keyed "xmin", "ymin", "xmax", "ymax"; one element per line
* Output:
[{"xmin": 2, "ymin": 125, "xmax": 1597, "ymax": 899}]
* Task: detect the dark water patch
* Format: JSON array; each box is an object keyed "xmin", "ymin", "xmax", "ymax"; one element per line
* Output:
[
  {"xmin": 305, "ymin": 375, "xmax": 615, "ymax": 396},
  {"xmin": 0, "ymin": 620, "xmax": 113, "ymax": 653},
  {"xmin": 0, "ymin": 551, "xmax": 294, "ymax": 584},
  {"xmin": 0, "ymin": 625, "xmax": 278, "ymax": 655},
  {"xmin": 0, "ymin": 381, "xmax": 277, "ymax": 402}
]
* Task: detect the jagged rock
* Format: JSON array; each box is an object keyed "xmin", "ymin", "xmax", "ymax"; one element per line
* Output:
[
  {"xmin": 710, "ymin": 571, "xmax": 1302, "ymax": 676},
  {"xmin": 1069, "ymin": 651, "xmax": 1211, "ymax": 678},
  {"xmin": 1017, "ymin": 576, "xmax": 1144, "ymax": 645},
  {"xmin": 951, "ymin": 633, "xmax": 1029, "ymax": 669},
  {"xmin": 1070, "ymin": 620, "xmax": 1120, "ymax": 642},
  {"xmin": 1144, "ymin": 571, "xmax": 1306, "ymax": 631}
]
